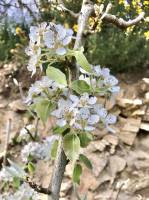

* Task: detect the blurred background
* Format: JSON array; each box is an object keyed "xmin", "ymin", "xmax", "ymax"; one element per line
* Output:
[{"xmin": 0, "ymin": 0, "xmax": 149, "ymax": 72}]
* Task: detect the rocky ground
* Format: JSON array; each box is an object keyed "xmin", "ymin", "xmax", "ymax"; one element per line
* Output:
[{"xmin": 0, "ymin": 63, "xmax": 149, "ymax": 200}]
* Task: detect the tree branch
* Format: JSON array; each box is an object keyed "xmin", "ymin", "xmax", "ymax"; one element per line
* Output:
[
  {"xmin": 74, "ymin": 0, "xmax": 94, "ymax": 49},
  {"xmin": 102, "ymin": 12, "xmax": 145, "ymax": 29},
  {"xmin": 26, "ymin": 178, "xmax": 51, "ymax": 195},
  {"xmin": 48, "ymin": 137, "xmax": 68, "ymax": 200},
  {"xmin": 57, "ymin": 0, "xmax": 79, "ymax": 18}
]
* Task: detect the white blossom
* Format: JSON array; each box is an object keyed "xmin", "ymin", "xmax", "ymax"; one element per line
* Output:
[
  {"xmin": 0, "ymin": 168, "xmax": 13, "ymax": 182},
  {"xmin": 0, "ymin": 161, "xmax": 26, "ymax": 183},
  {"xmin": 74, "ymin": 107, "xmax": 99, "ymax": 131},
  {"xmin": 79, "ymin": 65, "xmax": 120, "ymax": 96},
  {"xmin": 19, "ymin": 124, "xmax": 36, "ymax": 142},
  {"xmin": 0, "ymin": 183, "xmax": 40, "ymax": 200},
  {"xmin": 21, "ymin": 135, "xmax": 59, "ymax": 162},
  {"xmin": 94, "ymin": 104, "xmax": 117, "ymax": 132},
  {"xmin": 51, "ymin": 98, "xmax": 78, "ymax": 127},
  {"xmin": 25, "ymin": 76, "xmax": 58, "ymax": 104},
  {"xmin": 43, "ymin": 23, "xmax": 73, "ymax": 55}
]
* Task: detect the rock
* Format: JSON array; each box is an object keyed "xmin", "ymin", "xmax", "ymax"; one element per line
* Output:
[
  {"xmin": 140, "ymin": 123, "xmax": 149, "ymax": 132},
  {"xmin": 117, "ymin": 98, "xmax": 142, "ymax": 108},
  {"xmin": 143, "ymin": 107, "xmax": 149, "ymax": 122},
  {"xmin": 88, "ymin": 152, "xmax": 108, "ymax": 177},
  {"xmin": 145, "ymin": 92, "xmax": 149, "ymax": 104},
  {"xmin": 118, "ymin": 131, "xmax": 137, "ymax": 146},
  {"xmin": 9, "ymin": 99, "xmax": 26, "ymax": 112},
  {"xmin": 131, "ymin": 108, "xmax": 146, "ymax": 117},
  {"xmin": 0, "ymin": 102, "xmax": 7, "ymax": 108},
  {"xmin": 118, "ymin": 118, "xmax": 141, "ymax": 145},
  {"xmin": 109, "ymin": 155, "xmax": 126, "ymax": 183},
  {"xmin": 142, "ymin": 78, "xmax": 149, "ymax": 85},
  {"xmin": 79, "ymin": 168, "xmax": 99, "ymax": 192},
  {"xmin": 121, "ymin": 118, "xmax": 141, "ymax": 133},
  {"xmin": 103, "ymin": 134, "xmax": 119, "ymax": 146}
]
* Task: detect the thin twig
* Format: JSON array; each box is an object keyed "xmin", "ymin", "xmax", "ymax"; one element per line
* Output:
[
  {"xmin": 25, "ymin": 177, "xmax": 51, "ymax": 194},
  {"xmin": 73, "ymin": 184, "xmax": 81, "ymax": 200},
  {"xmin": 115, "ymin": 183, "xmax": 125, "ymax": 200},
  {"xmin": 3, "ymin": 119, "xmax": 12, "ymax": 166},
  {"xmin": 57, "ymin": 1, "xmax": 79, "ymax": 18},
  {"xmin": 24, "ymin": 127, "xmax": 36, "ymax": 141},
  {"xmin": 18, "ymin": 82, "xmax": 26, "ymax": 101}
]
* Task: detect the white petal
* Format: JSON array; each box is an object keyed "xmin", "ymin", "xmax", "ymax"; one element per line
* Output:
[
  {"xmin": 51, "ymin": 109, "xmax": 61, "ymax": 118},
  {"xmin": 84, "ymin": 126, "xmax": 95, "ymax": 131},
  {"xmin": 94, "ymin": 65, "xmax": 101, "ymax": 76},
  {"xmin": 109, "ymin": 86, "xmax": 120, "ymax": 93},
  {"xmin": 56, "ymin": 47, "xmax": 66, "ymax": 55},
  {"xmin": 66, "ymin": 29, "xmax": 73, "ymax": 36},
  {"xmin": 97, "ymin": 108, "xmax": 107, "ymax": 118},
  {"xmin": 73, "ymin": 123, "xmax": 82, "ymax": 130},
  {"xmin": 57, "ymin": 119, "xmax": 67, "ymax": 127},
  {"xmin": 62, "ymin": 36, "xmax": 72, "ymax": 46},
  {"xmin": 43, "ymin": 30, "xmax": 55, "ymax": 48},
  {"xmin": 55, "ymin": 24, "xmax": 66, "ymax": 41},
  {"xmin": 69, "ymin": 95, "xmax": 79, "ymax": 103},
  {"xmin": 79, "ymin": 67, "xmax": 89, "ymax": 74},
  {"xmin": 88, "ymin": 96, "xmax": 97, "ymax": 105},
  {"xmin": 88, "ymin": 115, "xmax": 99, "ymax": 125},
  {"xmin": 104, "ymin": 75, "xmax": 118, "ymax": 86},
  {"xmin": 79, "ymin": 108, "xmax": 90, "ymax": 119},
  {"xmin": 101, "ymin": 68, "xmax": 110, "ymax": 77},
  {"xmin": 106, "ymin": 114, "xmax": 117, "ymax": 124}
]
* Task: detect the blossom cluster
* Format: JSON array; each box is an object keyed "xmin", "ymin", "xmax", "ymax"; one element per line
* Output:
[
  {"xmin": 0, "ymin": 183, "xmax": 40, "ymax": 200},
  {"xmin": 51, "ymin": 92, "xmax": 116, "ymax": 132},
  {"xmin": 21, "ymin": 135, "xmax": 59, "ymax": 162},
  {"xmin": 80, "ymin": 65, "xmax": 120, "ymax": 96},
  {"xmin": 26, "ymin": 22, "xmax": 73, "ymax": 76},
  {"xmin": 25, "ymin": 76, "xmax": 60, "ymax": 104}
]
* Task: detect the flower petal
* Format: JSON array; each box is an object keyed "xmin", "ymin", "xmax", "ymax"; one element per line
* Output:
[{"xmin": 56, "ymin": 47, "xmax": 66, "ymax": 55}]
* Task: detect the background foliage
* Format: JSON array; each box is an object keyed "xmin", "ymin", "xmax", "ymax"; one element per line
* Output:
[{"xmin": 0, "ymin": 0, "xmax": 149, "ymax": 72}]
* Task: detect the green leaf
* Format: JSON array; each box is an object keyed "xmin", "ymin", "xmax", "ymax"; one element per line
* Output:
[
  {"xmin": 35, "ymin": 99, "xmax": 54, "ymax": 123},
  {"xmin": 46, "ymin": 66, "xmax": 67, "ymax": 86},
  {"xmin": 72, "ymin": 163, "xmax": 82, "ymax": 184},
  {"xmin": 63, "ymin": 133, "xmax": 80, "ymax": 162},
  {"xmin": 71, "ymin": 80, "xmax": 91, "ymax": 94},
  {"xmin": 78, "ymin": 132, "xmax": 93, "ymax": 148},
  {"xmin": 13, "ymin": 177, "xmax": 20, "ymax": 189},
  {"xmin": 74, "ymin": 50, "xmax": 92, "ymax": 73},
  {"xmin": 51, "ymin": 140, "xmax": 58, "ymax": 160},
  {"xmin": 53, "ymin": 125, "xmax": 70, "ymax": 136},
  {"xmin": 79, "ymin": 154, "xmax": 93, "ymax": 170},
  {"xmin": 27, "ymin": 162, "xmax": 36, "ymax": 174}
]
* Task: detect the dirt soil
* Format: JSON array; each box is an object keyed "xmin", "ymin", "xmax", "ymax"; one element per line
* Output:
[{"xmin": 0, "ymin": 63, "xmax": 149, "ymax": 200}]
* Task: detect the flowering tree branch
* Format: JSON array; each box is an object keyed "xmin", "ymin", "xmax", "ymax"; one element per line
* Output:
[{"xmin": 0, "ymin": 1, "xmax": 145, "ymax": 200}]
